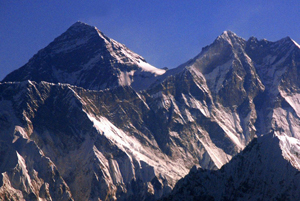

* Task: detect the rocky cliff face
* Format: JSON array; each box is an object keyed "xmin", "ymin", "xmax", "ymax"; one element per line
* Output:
[{"xmin": 2, "ymin": 23, "xmax": 300, "ymax": 200}]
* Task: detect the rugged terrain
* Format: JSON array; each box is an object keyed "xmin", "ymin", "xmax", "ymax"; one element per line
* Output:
[{"xmin": 2, "ymin": 22, "xmax": 300, "ymax": 200}]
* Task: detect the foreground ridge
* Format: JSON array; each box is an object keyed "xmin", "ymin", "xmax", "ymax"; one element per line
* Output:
[{"xmin": 163, "ymin": 133, "xmax": 300, "ymax": 200}]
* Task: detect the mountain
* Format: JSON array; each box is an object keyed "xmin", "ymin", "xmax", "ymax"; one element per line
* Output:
[
  {"xmin": 2, "ymin": 22, "xmax": 166, "ymax": 91},
  {"xmin": 162, "ymin": 132, "xmax": 300, "ymax": 200},
  {"xmin": 2, "ymin": 23, "xmax": 300, "ymax": 200},
  {"xmin": 161, "ymin": 31, "xmax": 300, "ymax": 200}
]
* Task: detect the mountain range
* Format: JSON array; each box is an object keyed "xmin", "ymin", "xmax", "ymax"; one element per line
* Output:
[{"xmin": 1, "ymin": 21, "xmax": 300, "ymax": 200}]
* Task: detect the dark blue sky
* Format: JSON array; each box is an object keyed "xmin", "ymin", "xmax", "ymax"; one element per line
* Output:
[{"xmin": 1, "ymin": 1, "xmax": 300, "ymax": 80}]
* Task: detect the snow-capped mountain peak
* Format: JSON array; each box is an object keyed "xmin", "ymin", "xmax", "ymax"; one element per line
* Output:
[
  {"xmin": 2, "ymin": 22, "xmax": 166, "ymax": 91},
  {"xmin": 66, "ymin": 21, "xmax": 95, "ymax": 32},
  {"xmin": 218, "ymin": 30, "xmax": 239, "ymax": 39},
  {"xmin": 215, "ymin": 30, "xmax": 246, "ymax": 48}
]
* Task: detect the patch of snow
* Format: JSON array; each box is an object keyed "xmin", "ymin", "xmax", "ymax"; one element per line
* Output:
[
  {"xmin": 278, "ymin": 134, "xmax": 300, "ymax": 170},
  {"xmin": 195, "ymin": 126, "xmax": 232, "ymax": 168},
  {"xmin": 268, "ymin": 47, "xmax": 293, "ymax": 69},
  {"xmin": 137, "ymin": 60, "xmax": 166, "ymax": 75},
  {"xmin": 108, "ymin": 158, "xmax": 124, "ymax": 184},
  {"xmin": 0, "ymin": 100, "xmax": 31, "ymax": 141},
  {"xmin": 156, "ymin": 93, "xmax": 172, "ymax": 110},
  {"xmin": 52, "ymin": 36, "xmax": 92, "ymax": 54},
  {"xmin": 188, "ymin": 68, "xmax": 211, "ymax": 94},
  {"xmin": 291, "ymin": 39, "xmax": 300, "ymax": 49},
  {"xmin": 118, "ymin": 70, "xmax": 135, "ymax": 86},
  {"xmin": 212, "ymin": 105, "xmax": 245, "ymax": 150},
  {"xmin": 151, "ymin": 91, "xmax": 163, "ymax": 99},
  {"xmin": 86, "ymin": 113, "xmax": 189, "ymax": 185},
  {"xmin": 202, "ymin": 59, "xmax": 233, "ymax": 93},
  {"xmin": 280, "ymin": 91, "xmax": 300, "ymax": 118},
  {"xmin": 272, "ymin": 107, "xmax": 300, "ymax": 139},
  {"xmin": 184, "ymin": 109, "xmax": 194, "ymax": 122},
  {"xmin": 263, "ymin": 54, "xmax": 277, "ymax": 65},
  {"xmin": 16, "ymin": 152, "xmax": 36, "ymax": 193},
  {"xmin": 92, "ymin": 145, "xmax": 110, "ymax": 174},
  {"xmin": 51, "ymin": 67, "xmax": 81, "ymax": 85},
  {"xmin": 13, "ymin": 126, "xmax": 29, "ymax": 142},
  {"xmin": 80, "ymin": 52, "xmax": 104, "ymax": 71},
  {"xmin": 0, "ymin": 173, "xmax": 25, "ymax": 200},
  {"xmin": 135, "ymin": 93, "xmax": 150, "ymax": 110},
  {"xmin": 244, "ymin": 53, "xmax": 253, "ymax": 64},
  {"xmin": 98, "ymin": 29, "xmax": 166, "ymax": 77},
  {"xmin": 181, "ymin": 94, "xmax": 210, "ymax": 118},
  {"xmin": 218, "ymin": 31, "xmax": 233, "ymax": 46}
]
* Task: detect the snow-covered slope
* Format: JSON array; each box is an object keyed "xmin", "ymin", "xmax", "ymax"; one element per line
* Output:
[{"xmin": 2, "ymin": 22, "xmax": 166, "ymax": 91}]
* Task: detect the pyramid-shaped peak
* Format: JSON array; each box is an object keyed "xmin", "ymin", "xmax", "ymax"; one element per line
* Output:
[
  {"xmin": 282, "ymin": 36, "xmax": 292, "ymax": 41},
  {"xmin": 48, "ymin": 21, "xmax": 111, "ymax": 49},
  {"xmin": 278, "ymin": 36, "xmax": 294, "ymax": 44},
  {"xmin": 222, "ymin": 30, "xmax": 237, "ymax": 36},
  {"xmin": 65, "ymin": 21, "xmax": 97, "ymax": 34},
  {"xmin": 275, "ymin": 36, "xmax": 300, "ymax": 49},
  {"xmin": 217, "ymin": 30, "xmax": 243, "ymax": 41},
  {"xmin": 213, "ymin": 30, "xmax": 245, "ymax": 48},
  {"xmin": 70, "ymin": 21, "xmax": 92, "ymax": 28},
  {"xmin": 2, "ymin": 21, "xmax": 165, "ymax": 91}
]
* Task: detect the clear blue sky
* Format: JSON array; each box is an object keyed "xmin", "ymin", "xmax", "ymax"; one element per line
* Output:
[{"xmin": 1, "ymin": 1, "xmax": 300, "ymax": 80}]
